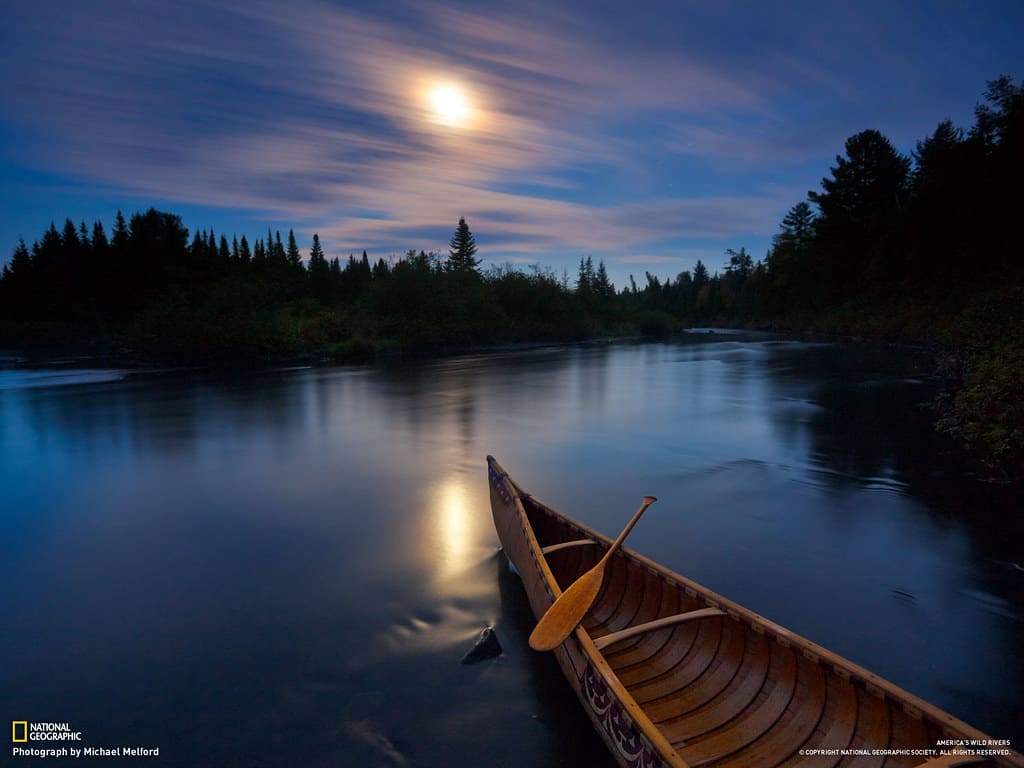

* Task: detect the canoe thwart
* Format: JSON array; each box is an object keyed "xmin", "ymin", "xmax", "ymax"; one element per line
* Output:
[
  {"xmin": 594, "ymin": 607, "xmax": 726, "ymax": 651},
  {"xmin": 541, "ymin": 539, "xmax": 598, "ymax": 555}
]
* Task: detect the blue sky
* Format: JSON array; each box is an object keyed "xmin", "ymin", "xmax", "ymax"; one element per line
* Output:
[{"xmin": 2, "ymin": 0, "xmax": 1022, "ymax": 288}]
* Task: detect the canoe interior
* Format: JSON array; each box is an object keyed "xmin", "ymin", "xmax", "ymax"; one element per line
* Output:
[{"xmin": 503, "ymin": 468, "xmax": 1022, "ymax": 768}]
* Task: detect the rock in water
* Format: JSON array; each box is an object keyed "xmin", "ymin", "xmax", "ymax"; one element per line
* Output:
[{"xmin": 461, "ymin": 626, "xmax": 502, "ymax": 664}]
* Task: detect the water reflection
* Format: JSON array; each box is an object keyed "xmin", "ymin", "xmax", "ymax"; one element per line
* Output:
[
  {"xmin": 1, "ymin": 337, "xmax": 1021, "ymax": 764},
  {"xmin": 429, "ymin": 476, "xmax": 476, "ymax": 584}
]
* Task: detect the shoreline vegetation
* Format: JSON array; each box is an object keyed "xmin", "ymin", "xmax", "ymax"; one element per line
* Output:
[{"xmin": 1, "ymin": 77, "xmax": 1021, "ymax": 475}]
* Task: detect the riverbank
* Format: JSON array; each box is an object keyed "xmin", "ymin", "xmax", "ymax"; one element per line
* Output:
[
  {"xmin": 743, "ymin": 286, "xmax": 1024, "ymax": 479},
  {"xmin": 3, "ymin": 300, "xmax": 1019, "ymax": 479}
]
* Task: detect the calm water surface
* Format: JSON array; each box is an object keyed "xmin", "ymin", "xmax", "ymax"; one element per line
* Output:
[{"xmin": 1, "ymin": 335, "xmax": 1021, "ymax": 766}]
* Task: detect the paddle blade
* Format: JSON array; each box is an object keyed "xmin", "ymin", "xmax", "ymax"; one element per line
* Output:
[{"xmin": 528, "ymin": 566, "xmax": 605, "ymax": 651}]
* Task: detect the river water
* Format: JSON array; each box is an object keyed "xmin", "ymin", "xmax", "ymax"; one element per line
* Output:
[{"xmin": 1, "ymin": 334, "xmax": 1021, "ymax": 766}]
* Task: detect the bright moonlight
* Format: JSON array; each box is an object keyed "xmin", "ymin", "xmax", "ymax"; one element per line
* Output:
[{"xmin": 428, "ymin": 84, "xmax": 471, "ymax": 127}]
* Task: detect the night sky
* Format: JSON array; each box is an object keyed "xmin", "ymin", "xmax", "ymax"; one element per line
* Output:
[{"xmin": 2, "ymin": 0, "xmax": 1022, "ymax": 287}]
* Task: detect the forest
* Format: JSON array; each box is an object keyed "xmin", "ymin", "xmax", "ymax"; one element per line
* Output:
[{"xmin": 1, "ymin": 77, "xmax": 1021, "ymax": 472}]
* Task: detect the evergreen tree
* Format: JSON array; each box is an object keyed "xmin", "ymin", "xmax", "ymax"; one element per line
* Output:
[
  {"xmin": 92, "ymin": 221, "xmax": 109, "ymax": 253},
  {"xmin": 971, "ymin": 75, "xmax": 1023, "ymax": 150},
  {"xmin": 1, "ymin": 238, "xmax": 33, "ymax": 313},
  {"xmin": 576, "ymin": 256, "xmax": 591, "ymax": 294},
  {"xmin": 692, "ymin": 260, "xmax": 709, "ymax": 288},
  {"xmin": 61, "ymin": 218, "xmax": 80, "ymax": 250},
  {"xmin": 909, "ymin": 120, "xmax": 973, "ymax": 286},
  {"xmin": 286, "ymin": 229, "xmax": 302, "ymax": 269},
  {"xmin": 267, "ymin": 230, "xmax": 287, "ymax": 279},
  {"xmin": 767, "ymin": 201, "xmax": 816, "ymax": 310},
  {"xmin": 447, "ymin": 217, "xmax": 480, "ymax": 273},
  {"xmin": 329, "ymin": 257, "xmax": 342, "ymax": 302},
  {"xmin": 308, "ymin": 233, "xmax": 331, "ymax": 304},
  {"xmin": 189, "ymin": 230, "xmax": 206, "ymax": 273},
  {"xmin": 112, "ymin": 210, "xmax": 128, "ymax": 252},
  {"xmin": 253, "ymin": 239, "xmax": 267, "ymax": 268},
  {"xmin": 239, "ymin": 235, "xmax": 251, "ymax": 264},
  {"xmin": 91, "ymin": 221, "xmax": 110, "ymax": 283},
  {"xmin": 808, "ymin": 129, "xmax": 910, "ymax": 296},
  {"xmin": 7, "ymin": 238, "xmax": 32, "ymax": 279},
  {"xmin": 360, "ymin": 250, "xmax": 372, "ymax": 282},
  {"xmin": 773, "ymin": 202, "xmax": 815, "ymax": 254},
  {"xmin": 724, "ymin": 247, "xmax": 753, "ymax": 280},
  {"xmin": 594, "ymin": 259, "xmax": 613, "ymax": 297}
]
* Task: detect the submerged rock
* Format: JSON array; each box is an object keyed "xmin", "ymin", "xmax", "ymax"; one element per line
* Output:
[{"xmin": 461, "ymin": 626, "xmax": 502, "ymax": 664}]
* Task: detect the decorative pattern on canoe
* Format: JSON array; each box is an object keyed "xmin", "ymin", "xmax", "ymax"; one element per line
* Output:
[{"xmin": 578, "ymin": 655, "xmax": 667, "ymax": 768}]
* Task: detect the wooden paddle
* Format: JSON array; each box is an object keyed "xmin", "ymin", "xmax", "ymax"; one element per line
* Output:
[{"xmin": 529, "ymin": 495, "xmax": 658, "ymax": 651}]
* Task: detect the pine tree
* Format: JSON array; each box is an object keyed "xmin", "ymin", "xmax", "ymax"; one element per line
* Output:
[
  {"xmin": 576, "ymin": 256, "xmax": 592, "ymax": 294},
  {"xmin": 92, "ymin": 221, "xmax": 109, "ymax": 253},
  {"xmin": 594, "ymin": 260, "xmax": 613, "ymax": 297},
  {"xmin": 112, "ymin": 210, "xmax": 129, "ymax": 252},
  {"xmin": 286, "ymin": 229, "xmax": 302, "ymax": 269},
  {"xmin": 724, "ymin": 248, "xmax": 753, "ymax": 279},
  {"xmin": 692, "ymin": 260, "xmax": 709, "ymax": 287},
  {"xmin": 253, "ymin": 239, "xmax": 266, "ymax": 268},
  {"xmin": 7, "ymin": 238, "xmax": 32, "ymax": 279},
  {"xmin": 767, "ymin": 201, "xmax": 817, "ymax": 308},
  {"xmin": 61, "ymin": 218, "xmax": 79, "ymax": 249},
  {"xmin": 308, "ymin": 233, "xmax": 331, "ymax": 304},
  {"xmin": 447, "ymin": 216, "xmax": 480, "ymax": 273},
  {"xmin": 773, "ymin": 202, "xmax": 815, "ymax": 254},
  {"xmin": 808, "ymin": 129, "xmax": 910, "ymax": 294}
]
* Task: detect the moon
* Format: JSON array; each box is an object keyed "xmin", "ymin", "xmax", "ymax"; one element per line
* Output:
[{"xmin": 428, "ymin": 84, "xmax": 471, "ymax": 127}]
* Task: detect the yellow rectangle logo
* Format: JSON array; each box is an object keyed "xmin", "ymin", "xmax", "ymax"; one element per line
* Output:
[{"xmin": 12, "ymin": 721, "xmax": 28, "ymax": 742}]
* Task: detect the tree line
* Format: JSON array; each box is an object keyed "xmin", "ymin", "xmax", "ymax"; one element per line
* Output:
[{"xmin": 1, "ymin": 77, "xmax": 1020, "ymax": 469}]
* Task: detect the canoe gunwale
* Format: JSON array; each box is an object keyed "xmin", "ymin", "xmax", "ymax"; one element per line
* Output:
[
  {"xmin": 488, "ymin": 456, "xmax": 691, "ymax": 768},
  {"xmin": 486, "ymin": 456, "xmax": 1023, "ymax": 768}
]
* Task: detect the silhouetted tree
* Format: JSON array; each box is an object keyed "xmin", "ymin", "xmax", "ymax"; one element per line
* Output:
[
  {"xmin": 111, "ymin": 210, "xmax": 128, "ymax": 252},
  {"xmin": 594, "ymin": 259, "xmax": 613, "ymax": 297},
  {"xmin": 692, "ymin": 260, "xmax": 709, "ymax": 288},
  {"xmin": 576, "ymin": 256, "xmax": 594, "ymax": 295},
  {"xmin": 286, "ymin": 229, "xmax": 302, "ymax": 269},
  {"xmin": 808, "ymin": 129, "xmax": 910, "ymax": 298},
  {"xmin": 447, "ymin": 217, "xmax": 480, "ymax": 273},
  {"xmin": 308, "ymin": 233, "xmax": 331, "ymax": 305},
  {"xmin": 239, "ymin": 235, "xmax": 251, "ymax": 265}
]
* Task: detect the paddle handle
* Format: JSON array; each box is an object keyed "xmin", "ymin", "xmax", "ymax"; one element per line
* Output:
[{"xmin": 599, "ymin": 495, "xmax": 657, "ymax": 566}]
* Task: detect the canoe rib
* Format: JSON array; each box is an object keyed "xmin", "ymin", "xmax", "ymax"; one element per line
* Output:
[
  {"xmin": 595, "ymin": 607, "xmax": 726, "ymax": 651},
  {"xmin": 486, "ymin": 457, "xmax": 1023, "ymax": 768},
  {"xmin": 541, "ymin": 539, "xmax": 597, "ymax": 555}
]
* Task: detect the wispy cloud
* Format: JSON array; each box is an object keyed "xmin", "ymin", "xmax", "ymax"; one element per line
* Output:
[{"xmin": 3, "ymin": 0, "xmax": 1021, "ymax": 281}]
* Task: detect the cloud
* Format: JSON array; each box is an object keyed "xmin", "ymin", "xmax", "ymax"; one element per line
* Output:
[{"xmin": 8, "ymin": 0, "xmax": 1010, "ymax": 282}]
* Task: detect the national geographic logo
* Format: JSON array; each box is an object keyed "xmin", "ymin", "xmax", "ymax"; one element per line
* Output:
[{"xmin": 11, "ymin": 722, "xmax": 82, "ymax": 742}]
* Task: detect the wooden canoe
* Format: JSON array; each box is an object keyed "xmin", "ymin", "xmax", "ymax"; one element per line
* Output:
[{"xmin": 487, "ymin": 456, "xmax": 1023, "ymax": 768}]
